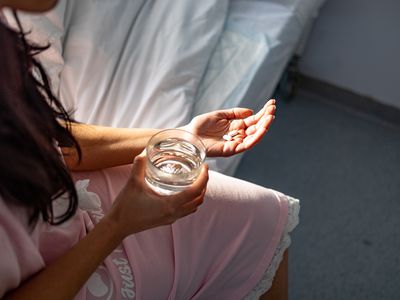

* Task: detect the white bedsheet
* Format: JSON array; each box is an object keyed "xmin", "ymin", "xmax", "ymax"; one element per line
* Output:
[
  {"xmin": 6, "ymin": 0, "xmax": 324, "ymax": 175},
  {"xmin": 6, "ymin": 0, "xmax": 228, "ymax": 129}
]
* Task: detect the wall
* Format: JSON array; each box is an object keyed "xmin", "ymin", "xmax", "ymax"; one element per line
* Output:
[{"xmin": 299, "ymin": 0, "xmax": 400, "ymax": 109}]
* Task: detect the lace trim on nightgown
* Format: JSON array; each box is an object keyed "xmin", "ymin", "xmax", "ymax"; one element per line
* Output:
[{"xmin": 243, "ymin": 196, "xmax": 300, "ymax": 300}]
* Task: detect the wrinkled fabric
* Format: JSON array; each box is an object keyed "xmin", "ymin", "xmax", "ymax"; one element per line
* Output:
[
  {"xmin": 4, "ymin": 0, "xmax": 228, "ymax": 129},
  {"xmin": 0, "ymin": 167, "xmax": 298, "ymax": 299}
]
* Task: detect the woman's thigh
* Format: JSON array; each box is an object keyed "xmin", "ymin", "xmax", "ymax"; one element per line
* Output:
[{"xmin": 73, "ymin": 166, "xmax": 292, "ymax": 299}]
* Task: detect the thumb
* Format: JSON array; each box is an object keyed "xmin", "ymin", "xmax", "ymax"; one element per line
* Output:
[
  {"xmin": 131, "ymin": 151, "xmax": 147, "ymax": 180},
  {"xmin": 223, "ymin": 107, "xmax": 253, "ymax": 120}
]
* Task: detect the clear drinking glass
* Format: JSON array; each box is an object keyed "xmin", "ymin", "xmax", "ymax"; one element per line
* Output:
[{"xmin": 145, "ymin": 129, "xmax": 206, "ymax": 195}]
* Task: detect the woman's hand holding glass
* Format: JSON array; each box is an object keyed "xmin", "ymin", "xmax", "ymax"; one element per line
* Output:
[{"xmin": 108, "ymin": 153, "xmax": 209, "ymax": 239}]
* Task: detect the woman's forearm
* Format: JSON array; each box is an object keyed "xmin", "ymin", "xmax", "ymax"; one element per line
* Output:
[
  {"xmin": 62, "ymin": 123, "xmax": 159, "ymax": 171},
  {"xmin": 5, "ymin": 216, "xmax": 122, "ymax": 300}
]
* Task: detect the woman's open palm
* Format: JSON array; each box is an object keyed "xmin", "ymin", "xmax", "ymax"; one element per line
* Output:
[{"xmin": 185, "ymin": 99, "xmax": 276, "ymax": 157}]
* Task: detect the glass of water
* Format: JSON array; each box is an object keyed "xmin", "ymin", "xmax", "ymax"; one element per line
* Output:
[{"xmin": 145, "ymin": 129, "xmax": 206, "ymax": 195}]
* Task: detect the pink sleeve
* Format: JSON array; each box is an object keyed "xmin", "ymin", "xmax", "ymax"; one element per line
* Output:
[{"xmin": 0, "ymin": 199, "xmax": 44, "ymax": 297}]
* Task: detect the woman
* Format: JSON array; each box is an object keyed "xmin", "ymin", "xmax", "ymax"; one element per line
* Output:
[{"xmin": 0, "ymin": 0, "xmax": 298, "ymax": 299}]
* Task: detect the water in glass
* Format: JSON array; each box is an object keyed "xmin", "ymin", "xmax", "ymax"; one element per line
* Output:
[{"xmin": 145, "ymin": 137, "xmax": 204, "ymax": 195}]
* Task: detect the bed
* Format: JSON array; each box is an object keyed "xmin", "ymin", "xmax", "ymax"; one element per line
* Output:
[{"xmin": 5, "ymin": 0, "xmax": 325, "ymax": 175}]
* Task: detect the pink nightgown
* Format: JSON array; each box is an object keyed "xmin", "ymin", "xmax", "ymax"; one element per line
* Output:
[{"xmin": 0, "ymin": 165, "xmax": 299, "ymax": 299}]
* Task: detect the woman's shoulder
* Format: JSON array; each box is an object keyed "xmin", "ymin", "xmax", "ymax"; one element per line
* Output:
[
  {"xmin": 0, "ymin": 194, "xmax": 45, "ymax": 249},
  {"xmin": 0, "ymin": 196, "xmax": 45, "ymax": 298}
]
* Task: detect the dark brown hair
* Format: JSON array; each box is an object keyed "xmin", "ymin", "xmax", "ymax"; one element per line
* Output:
[{"xmin": 0, "ymin": 12, "xmax": 81, "ymax": 226}]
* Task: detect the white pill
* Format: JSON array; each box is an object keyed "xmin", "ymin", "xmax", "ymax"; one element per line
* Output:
[
  {"xmin": 223, "ymin": 134, "xmax": 232, "ymax": 141},
  {"xmin": 228, "ymin": 130, "xmax": 238, "ymax": 137}
]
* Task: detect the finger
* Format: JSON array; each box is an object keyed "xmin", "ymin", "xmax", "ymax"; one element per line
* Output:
[
  {"xmin": 234, "ymin": 132, "xmax": 265, "ymax": 153},
  {"xmin": 183, "ymin": 164, "xmax": 209, "ymax": 196},
  {"xmin": 243, "ymin": 105, "xmax": 273, "ymax": 126},
  {"xmin": 233, "ymin": 141, "xmax": 249, "ymax": 154},
  {"xmin": 221, "ymin": 107, "xmax": 253, "ymax": 120},
  {"xmin": 243, "ymin": 114, "xmax": 258, "ymax": 127},
  {"xmin": 175, "ymin": 188, "xmax": 207, "ymax": 221},
  {"xmin": 236, "ymin": 115, "xmax": 275, "ymax": 153},
  {"xmin": 242, "ymin": 119, "xmax": 270, "ymax": 149},
  {"xmin": 166, "ymin": 188, "xmax": 206, "ymax": 223},
  {"xmin": 246, "ymin": 127, "xmax": 266, "ymax": 147},
  {"xmin": 265, "ymin": 104, "xmax": 276, "ymax": 116},
  {"xmin": 266, "ymin": 99, "xmax": 276, "ymax": 106},
  {"xmin": 254, "ymin": 108, "xmax": 265, "ymax": 121},
  {"xmin": 166, "ymin": 164, "xmax": 209, "ymax": 206},
  {"xmin": 262, "ymin": 114, "xmax": 275, "ymax": 131},
  {"xmin": 245, "ymin": 124, "xmax": 258, "ymax": 135},
  {"xmin": 245, "ymin": 113, "xmax": 271, "ymax": 135},
  {"xmin": 243, "ymin": 105, "xmax": 272, "ymax": 127},
  {"xmin": 255, "ymin": 100, "xmax": 272, "ymax": 120},
  {"xmin": 181, "ymin": 187, "xmax": 206, "ymax": 211},
  {"xmin": 132, "ymin": 148, "xmax": 147, "ymax": 164},
  {"xmin": 222, "ymin": 140, "xmax": 241, "ymax": 156},
  {"xmin": 263, "ymin": 99, "xmax": 276, "ymax": 110},
  {"xmin": 255, "ymin": 114, "xmax": 274, "ymax": 130},
  {"xmin": 253, "ymin": 99, "xmax": 276, "ymax": 120}
]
